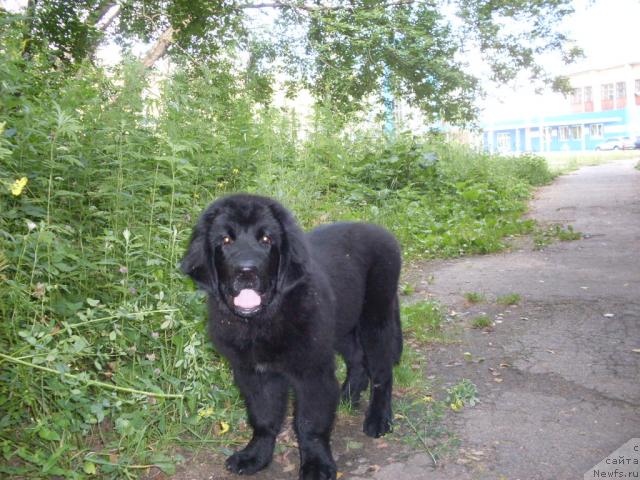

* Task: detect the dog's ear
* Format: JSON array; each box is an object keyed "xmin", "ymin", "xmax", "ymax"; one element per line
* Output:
[
  {"xmin": 268, "ymin": 200, "xmax": 309, "ymax": 292},
  {"xmin": 180, "ymin": 210, "xmax": 218, "ymax": 294}
]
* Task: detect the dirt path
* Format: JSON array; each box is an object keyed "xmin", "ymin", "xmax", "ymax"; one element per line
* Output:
[
  {"xmin": 170, "ymin": 159, "xmax": 640, "ymax": 480},
  {"xmin": 382, "ymin": 158, "xmax": 640, "ymax": 479}
]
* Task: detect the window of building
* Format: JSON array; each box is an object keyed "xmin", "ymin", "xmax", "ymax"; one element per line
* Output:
[
  {"xmin": 544, "ymin": 127, "xmax": 553, "ymax": 139},
  {"xmin": 635, "ymin": 79, "xmax": 640, "ymax": 105},
  {"xmin": 583, "ymin": 86, "xmax": 594, "ymax": 111},
  {"xmin": 601, "ymin": 83, "xmax": 615, "ymax": 100},
  {"xmin": 559, "ymin": 126, "xmax": 570, "ymax": 141},
  {"xmin": 570, "ymin": 125, "xmax": 583, "ymax": 140},
  {"xmin": 616, "ymin": 82, "xmax": 626, "ymax": 99},
  {"xmin": 570, "ymin": 88, "xmax": 582, "ymax": 104},
  {"xmin": 559, "ymin": 125, "xmax": 582, "ymax": 141},
  {"xmin": 584, "ymin": 86, "xmax": 593, "ymax": 102},
  {"xmin": 589, "ymin": 124, "xmax": 603, "ymax": 138},
  {"xmin": 496, "ymin": 132, "xmax": 511, "ymax": 152}
]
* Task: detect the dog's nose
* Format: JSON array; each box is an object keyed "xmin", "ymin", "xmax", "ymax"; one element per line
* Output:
[{"xmin": 236, "ymin": 262, "xmax": 258, "ymax": 277}]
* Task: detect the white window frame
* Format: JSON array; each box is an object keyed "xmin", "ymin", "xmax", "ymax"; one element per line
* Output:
[
  {"xmin": 589, "ymin": 124, "xmax": 603, "ymax": 139},
  {"xmin": 496, "ymin": 132, "xmax": 512, "ymax": 152},
  {"xmin": 601, "ymin": 83, "xmax": 614, "ymax": 100}
]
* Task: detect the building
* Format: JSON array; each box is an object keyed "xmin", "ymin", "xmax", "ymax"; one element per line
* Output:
[{"xmin": 483, "ymin": 62, "xmax": 640, "ymax": 153}]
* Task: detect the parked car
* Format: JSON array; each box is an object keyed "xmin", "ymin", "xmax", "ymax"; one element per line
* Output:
[{"xmin": 594, "ymin": 137, "xmax": 636, "ymax": 150}]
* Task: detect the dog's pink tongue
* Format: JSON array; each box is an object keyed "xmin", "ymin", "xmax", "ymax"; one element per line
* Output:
[{"xmin": 233, "ymin": 289, "xmax": 261, "ymax": 309}]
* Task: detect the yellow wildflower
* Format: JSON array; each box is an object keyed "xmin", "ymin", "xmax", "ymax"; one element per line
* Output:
[
  {"xmin": 218, "ymin": 420, "xmax": 230, "ymax": 435},
  {"xmin": 10, "ymin": 177, "xmax": 28, "ymax": 196},
  {"xmin": 198, "ymin": 406, "xmax": 215, "ymax": 418}
]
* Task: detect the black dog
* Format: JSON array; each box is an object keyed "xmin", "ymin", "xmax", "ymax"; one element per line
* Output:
[{"xmin": 181, "ymin": 194, "xmax": 402, "ymax": 480}]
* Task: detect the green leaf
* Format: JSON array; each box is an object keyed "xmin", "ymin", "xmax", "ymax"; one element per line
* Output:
[
  {"xmin": 86, "ymin": 298, "xmax": 100, "ymax": 307},
  {"xmin": 38, "ymin": 427, "xmax": 61, "ymax": 442},
  {"xmin": 83, "ymin": 461, "xmax": 97, "ymax": 474},
  {"xmin": 53, "ymin": 262, "xmax": 76, "ymax": 272},
  {"xmin": 151, "ymin": 454, "xmax": 176, "ymax": 475},
  {"xmin": 53, "ymin": 190, "xmax": 84, "ymax": 198}
]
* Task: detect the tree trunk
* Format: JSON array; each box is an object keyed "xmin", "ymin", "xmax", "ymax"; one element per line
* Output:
[{"xmin": 21, "ymin": 0, "xmax": 38, "ymax": 60}]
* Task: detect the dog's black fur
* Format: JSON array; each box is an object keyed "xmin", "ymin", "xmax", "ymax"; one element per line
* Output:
[{"xmin": 181, "ymin": 194, "xmax": 402, "ymax": 480}]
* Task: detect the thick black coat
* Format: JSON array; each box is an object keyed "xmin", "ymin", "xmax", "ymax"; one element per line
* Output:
[{"xmin": 181, "ymin": 194, "xmax": 402, "ymax": 480}]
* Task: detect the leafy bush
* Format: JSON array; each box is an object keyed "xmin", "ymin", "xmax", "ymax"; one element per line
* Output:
[{"xmin": 508, "ymin": 154, "xmax": 555, "ymax": 186}]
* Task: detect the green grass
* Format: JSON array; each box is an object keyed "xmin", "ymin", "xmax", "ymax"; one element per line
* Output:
[
  {"xmin": 393, "ymin": 344, "xmax": 429, "ymax": 390},
  {"xmin": 542, "ymin": 151, "xmax": 639, "ymax": 174},
  {"xmin": 392, "ymin": 378, "xmax": 478, "ymax": 465},
  {"xmin": 393, "ymin": 395, "xmax": 452, "ymax": 465},
  {"xmin": 496, "ymin": 293, "xmax": 522, "ymax": 305},
  {"xmin": 400, "ymin": 283, "xmax": 416, "ymax": 296},
  {"xmin": 401, "ymin": 301, "xmax": 446, "ymax": 343},
  {"xmin": 464, "ymin": 292, "xmax": 485, "ymax": 304},
  {"xmin": 470, "ymin": 315, "xmax": 493, "ymax": 329},
  {"xmin": 534, "ymin": 223, "xmax": 582, "ymax": 249}
]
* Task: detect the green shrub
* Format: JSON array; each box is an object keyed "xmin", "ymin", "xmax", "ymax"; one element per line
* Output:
[{"xmin": 509, "ymin": 154, "xmax": 555, "ymax": 186}]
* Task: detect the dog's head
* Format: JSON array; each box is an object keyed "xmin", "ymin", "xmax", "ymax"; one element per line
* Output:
[{"xmin": 181, "ymin": 194, "xmax": 308, "ymax": 318}]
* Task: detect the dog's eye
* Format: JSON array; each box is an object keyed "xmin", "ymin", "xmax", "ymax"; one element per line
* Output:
[
  {"xmin": 260, "ymin": 234, "xmax": 272, "ymax": 245},
  {"xmin": 222, "ymin": 235, "xmax": 233, "ymax": 246}
]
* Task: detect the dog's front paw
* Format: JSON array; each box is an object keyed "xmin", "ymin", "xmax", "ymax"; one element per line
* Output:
[
  {"xmin": 225, "ymin": 448, "xmax": 271, "ymax": 475},
  {"xmin": 363, "ymin": 408, "xmax": 392, "ymax": 438},
  {"xmin": 299, "ymin": 459, "xmax": 336, "ymax": 480}
]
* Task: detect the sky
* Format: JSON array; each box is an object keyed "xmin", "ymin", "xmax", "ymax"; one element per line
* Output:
[
  {"xmin": 567, "ymin": 0, "xmax": 639, "ymax": 70},
  {"xmin": 480, "ymin": 0, "xmax": 640, "ymax": 122}
]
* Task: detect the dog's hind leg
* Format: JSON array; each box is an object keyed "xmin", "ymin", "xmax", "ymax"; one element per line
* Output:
[
  {"xmin": 359, "ymin": 261, "xmax": 402, "ymax": 438},
  {"xmin": 336, "ymin": 329, "xmax": 369, "ymax": 406},
  {"xmin": 391, "ymin": 296, "xmax": 403, "ymax": 365}
]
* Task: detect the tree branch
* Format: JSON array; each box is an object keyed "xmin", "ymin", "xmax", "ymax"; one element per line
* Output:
[
  {"xmin": 142, "ymin": 26, "xmax": 176, "ymax": 68},
  {"xmin": 87, "ymin": 0, "xmax": 118, "ymax": 29},
  {"xmin": 94, "ymin": 3, "xmax": 121, "ymax": 33},
  {"xmin": 138, "ymin": 0, "xmax": 417, "ymax": 68},
  {"xmin": 240, "ymin": 0, "xmax": 417, "ymax": 12}
]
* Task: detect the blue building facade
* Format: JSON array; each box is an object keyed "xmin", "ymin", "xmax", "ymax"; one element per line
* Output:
[{"xmin": 482, "ymin": 62, "xmax": 640, "ymax": 153}]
